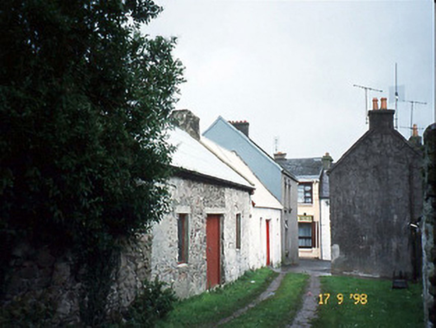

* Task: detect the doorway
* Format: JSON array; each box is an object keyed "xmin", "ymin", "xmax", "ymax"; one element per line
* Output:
[
  {"xmin": 206, "ymin": 215, "xmax": 221, "ymax": 288},
  {"xmin": 266, "ymin": 219, "xmax": 271, "ymax": 266}
]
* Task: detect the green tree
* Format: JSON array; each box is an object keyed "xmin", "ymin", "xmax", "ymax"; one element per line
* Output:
[{"xmin": 0, "ymin": 0, "xmax": 183, "ymax": 324}]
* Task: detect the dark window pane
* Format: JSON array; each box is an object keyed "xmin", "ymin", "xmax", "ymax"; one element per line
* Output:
[{"xmin": 178, "ymin": 214, "xmax": 188, "ymax": 263}]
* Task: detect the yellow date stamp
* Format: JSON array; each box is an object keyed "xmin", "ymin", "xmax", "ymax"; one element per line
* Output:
[{"xmin": 318, "ymin": 293, "xmax": 368, "ymax": 305}]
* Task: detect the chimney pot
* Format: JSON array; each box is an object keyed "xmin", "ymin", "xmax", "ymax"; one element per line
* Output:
[
  {"xmin": 409, "ymin": 124, "xmax": 422, "ymax": 147},
  {"xmin": 230, "ymin": 120, "xmax": 249, "ymax": 137},
  {"xmin": 380, "ymin": 97, "xmax": 388, "ymax": 110},
  {"xmin": 274, "ymin": 152, "xmax": 287, "ymax": 161},
  {"xmin": 372, "ymin": 98, "xmax": 379, "ymax": 110},
  {"xmin": 412, "ymin": 124, "xmax": 418, "ymax": 137},
  {"xmin": 322, "ymin": 152, "xmax": 333, "ymax": 170}
]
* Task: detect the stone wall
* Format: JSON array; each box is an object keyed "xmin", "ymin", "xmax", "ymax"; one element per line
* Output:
[
  {"xmin": 422, "ymin": 123, "xmax": 436, "ymax": 328},
  {"xmin": 150, "ymin": 176, "xmax": 251, "ymax": 299},
  {"xmin": 1, "ymin": 236, "xmax": 152, "ymax": 326},
  {"xmin": 330, "ymin": 126, "xmax": 423, "ymax": 278}
]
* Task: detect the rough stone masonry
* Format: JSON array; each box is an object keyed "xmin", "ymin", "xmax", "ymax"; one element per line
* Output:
[{"xmin": 422, "ymin": 123, "xmax": 436, "ymax": 328}]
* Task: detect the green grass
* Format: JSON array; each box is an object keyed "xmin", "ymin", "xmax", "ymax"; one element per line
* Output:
[
  {"xmin": 311, "ymin": 276, "xmax": 424, "ymax": 328},
  {"xmin": 154, "ymin": 267, "xmax": 278, "ymax": 328},
  {"xmin": 221, "ymin": 273, "xmax": 309, "ymax": 328}
]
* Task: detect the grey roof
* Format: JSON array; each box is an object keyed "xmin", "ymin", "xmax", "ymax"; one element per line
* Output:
[{"xmin": 276, "ymin": 157, "xmax": 324, "ymax": 180}]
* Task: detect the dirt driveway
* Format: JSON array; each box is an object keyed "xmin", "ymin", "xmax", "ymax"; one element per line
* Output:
[
  {"xmin": 285, "ymin": 259, "xmax": 331, "ymax": 327},
  {"xmin": 283, "ymin": 258, "xmax": 331, "ymax": 276}
]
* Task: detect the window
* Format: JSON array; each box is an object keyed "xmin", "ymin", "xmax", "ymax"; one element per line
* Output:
[
  {"xmin": 298, "ymin": 215, "xmax": 315, "ymax": 248},
  {"xmin": 236, "ymin": 213, "xmax": 241, "ymax": 249},
  {"xmin": 298, "ymin": 223, "xmax": 313, "ymax": 248},
  {"xmin": 298, "ymin": 183, "xmax": 313, "ymax": 203},
  {"xmin": 178, "ymin": 214, "xmax": 189, "ymax": 263}
]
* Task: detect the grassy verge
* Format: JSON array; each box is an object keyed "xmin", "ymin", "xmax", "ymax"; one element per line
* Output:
[
  {"xmin": 154, "ymin": 267, "xmax": 278, "ymax": 327},
  {"xmin": 221, "ymin": 273, "xmax": 309, "ymax": 328},
  {"xmin": 311, "ymin": 276, "xmax": 424, "ymax": 328}
]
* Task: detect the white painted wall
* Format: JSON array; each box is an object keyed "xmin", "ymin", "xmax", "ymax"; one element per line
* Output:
[
  {"xmin": 320, "ymin": 198, "xmax": 331, "ymax": 260},
  {"xmin": 250, "ymin": 207, "xmax": 282, "ymax": 269}
]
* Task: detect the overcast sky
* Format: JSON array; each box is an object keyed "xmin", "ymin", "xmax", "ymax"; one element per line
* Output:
[{"xmin": 145, "ymin": 0, "xmax": 434, "ymax": 161}]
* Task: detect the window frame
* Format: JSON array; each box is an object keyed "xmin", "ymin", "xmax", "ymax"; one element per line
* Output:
[
  {"xmin": 177, "ymin": 214, "xmax": 189, "ymax": 263},
  {"xmin": 298, "ymin": 182, "xmax": 313, "ymax": 204},
  {"xmin": 298, "ymin": 216, "xmax": 315, "ymax": 249},
  {"xmin": 236, "ymin": 213, "xmax": 241, "ymax": 250}
]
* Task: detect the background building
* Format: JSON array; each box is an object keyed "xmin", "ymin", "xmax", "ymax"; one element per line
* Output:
[
  {"xmin": 275, "ymin": 153, "xmax": 333, "ymax": 260},
  {"xmin": 329, "ymin": 98, "xmax": 423, "ymax": 278}
]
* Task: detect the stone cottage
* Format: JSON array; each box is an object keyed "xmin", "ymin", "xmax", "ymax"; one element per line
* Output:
[
  {"xmin": 274, "ymin": 152, "xmax": 333, "ymax": 260},
  {"xmin": 329, "ymin": 98, "xmax": 423, "ymax": 278},
  {"xmin": 150, "ymin": 120, "xmax": 254, "ymax": 298},
  {"xmin": 203, "ymin": 117, "xmax": 299, "ymax": 265}
]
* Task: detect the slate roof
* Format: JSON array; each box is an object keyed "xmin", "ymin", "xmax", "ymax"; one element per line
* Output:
[
  {"xmin": 203, "ymin": 116, "xmax": 298, "ymax": 182},
  {"xmin": 201, "ymin": 137, "xmax": 283, "ymax": 210},
  {"xmin": 167, "ymin": 127, "xmax": 254, "ymax": 191},
  {"xmin": 276, "ymin": 157, "xmax": 324, "ymax": 181}
]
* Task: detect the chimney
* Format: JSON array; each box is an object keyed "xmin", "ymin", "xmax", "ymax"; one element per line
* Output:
[
  {"xmin": 274, "ymin": 152, "xmax": 287, "ymax": 161},
  {"xmin": 322, "ymin": 152, "xmax": 333, "ymax": 170},
  {"xmin": 372, "ymin": 98, "xmax": 379, "ymax": 110},
  {"xmin": 380, "ymin": 97, "xmax": 388, "ymax": 110},
  {"xmin": 170, "ymin": 109, "xmax": 200, "ymax": 140},
  {"xmin": 368, "ymin": 97, "xmax": 395, "ymax": 130},
  {"xmin": 229, "ymin": 120, "xmax": 249, "ymax": 137},
  {"xmin": 408, "ymin": 124, "xmax": 422, "ymax": 147}
]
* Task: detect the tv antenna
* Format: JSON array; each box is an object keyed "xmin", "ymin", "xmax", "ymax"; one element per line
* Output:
[
  {"xmin": 404, "ymin": 100, "xmax": 427, "ymax": 137},
  {"xmin": 353, "ymin": 84, "xmax": 383, "ymax": 124},
  {"xmin": 274, "ymin": 136, "xmax": 279, "ymax": 153}
]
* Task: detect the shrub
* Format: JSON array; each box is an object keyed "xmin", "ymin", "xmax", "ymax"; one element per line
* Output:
[{"xmin": 124, "ymin": 277, "xmax": 177, "ymax": 327}]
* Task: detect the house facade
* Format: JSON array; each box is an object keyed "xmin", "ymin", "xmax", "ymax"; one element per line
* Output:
[
  {"xmin": 203, "ymin": 117, "xmax": 299, "ymax": 265},
  {"xmin": 150, "ymin": 124, "xmax": 254, "ymax": 298},
  {"xmin": 202, "ymin": 137, "xmax": 283, "ymax": 268},
  {"xmin": 274, "ymin": 153, "xmax": 333, "ymax": 260},
  {"xmin": 329, "ymin": 98, "xmax": 423, "ymax": 278}
]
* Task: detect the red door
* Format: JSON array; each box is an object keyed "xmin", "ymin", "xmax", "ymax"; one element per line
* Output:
[
  {"xmin": 206, "ymin": 215, "xmax": 221, "ymax": 289},
  {"xmin": 266, "ymin": 220, "xmax": 271, "ymax": 266}
]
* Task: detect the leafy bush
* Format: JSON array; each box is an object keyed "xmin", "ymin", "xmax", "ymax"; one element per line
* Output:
[
  {"xmin": 124, "ymin": 278, "xmax": 177, "ymax": 327},
  {"xmin": 1, "ymin": 0, "xmax": 184, "ymax": 325},
  {"xmin": 0, "ymin": 292, "xmax": 55, "ymax": 327}
]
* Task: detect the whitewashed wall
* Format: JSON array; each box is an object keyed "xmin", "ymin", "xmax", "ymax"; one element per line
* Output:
[
  {"xmin": 320, "ymin": 199, "xmax": 331, "ymax": 260},
  {"xmin": 250, "ymin": 208, "xmax": 282, "ymax": 269}
]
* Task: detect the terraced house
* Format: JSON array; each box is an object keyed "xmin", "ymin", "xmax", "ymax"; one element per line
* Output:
[
  {"xmin": 274, "ymin": 152, "xmax": 333, "ymax": 260},
  {"xmin": 150, "ymin": 115, "xmax": 254, "ymax": 298},
  {"xmin": 329, "ymin": 98, "xmax": 423, "ymax": 278},
  {"xmin": 203, "ymin": 117, "xmax": 299, "ymax": 265}
]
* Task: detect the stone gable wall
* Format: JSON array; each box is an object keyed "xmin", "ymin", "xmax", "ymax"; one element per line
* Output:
[{"xmin": 330, "ymin": 129, "xmax": 423, "ymax": 278}]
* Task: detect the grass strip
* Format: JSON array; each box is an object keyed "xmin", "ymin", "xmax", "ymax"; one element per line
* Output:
[
  {"xmin": 155, "ymin": 267, "xmax": 278, "ymax": 328},
  {"xmin": 311, "ymin": 275, "xmax": 424, "ymax": 328},
  {"xmin": 221, "ymin": 272, "xmax": 309, "ymax": 328}
]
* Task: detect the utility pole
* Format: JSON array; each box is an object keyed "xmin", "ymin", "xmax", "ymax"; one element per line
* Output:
[
  {"xmin": 404, "ymin": 100, "xmax": 427, "ymax": 137},
  {"xmin": 353, "ymin": 84, "xmax": 383, "ymax": 124}
]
